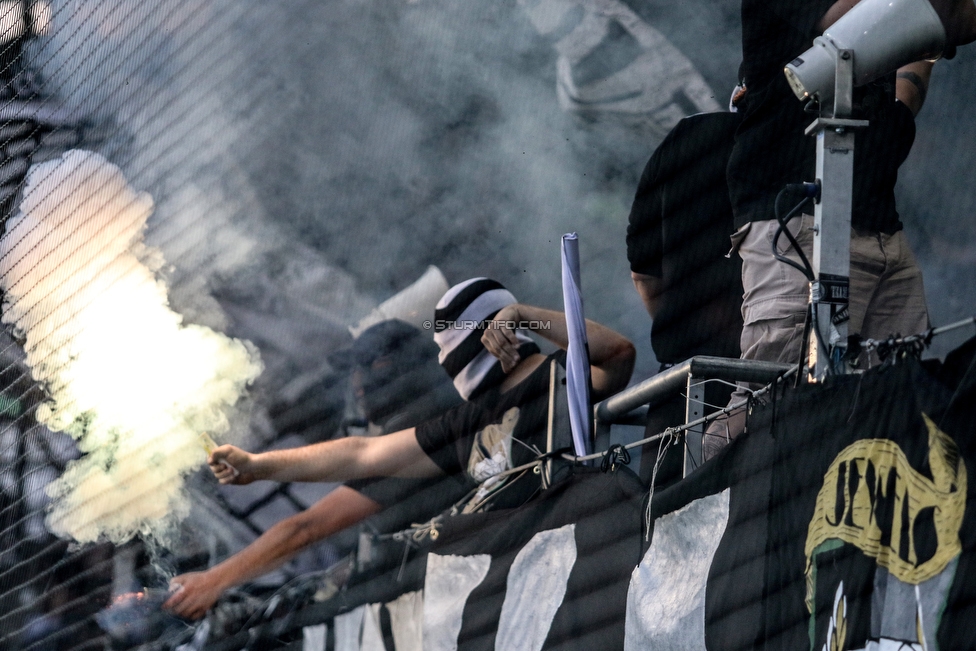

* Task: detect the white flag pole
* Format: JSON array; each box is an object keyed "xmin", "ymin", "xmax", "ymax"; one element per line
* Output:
[{"xmin": 561, "ymin": 233, "xmax": 592, "ymax": 457}]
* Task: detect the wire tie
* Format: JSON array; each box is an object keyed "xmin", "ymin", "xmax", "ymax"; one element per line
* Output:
[{"xmin": 600, "ymin": 444, "xmax": 630, "ymax": 473}]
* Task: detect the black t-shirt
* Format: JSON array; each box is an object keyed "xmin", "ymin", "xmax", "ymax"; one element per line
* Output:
[
  {"xmin": 415, "ymin": 351, "xmax": 567, "ymax": 507},
  {"xmin": 347, "ymin": 475, "xmax": 460, "ymax": 509},
  {"xmin": 345, "ymin": 474, "xmax": 472, "ymax": 539},
  {"xmin": 345, "ymin": 373, "xmax": 467, "ymax": 520},
  {"xmin": 730, "ymin": 0, "xmax": 916, "ymax": 233},
  {"xmin": 627, "ymin": 112, "xmax": 744, "ymax": 364}
]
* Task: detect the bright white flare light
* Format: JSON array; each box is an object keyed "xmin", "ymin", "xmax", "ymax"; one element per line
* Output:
[{"xmin": 0, "ymin": 150, "xmax": 263, "ymax": 544}]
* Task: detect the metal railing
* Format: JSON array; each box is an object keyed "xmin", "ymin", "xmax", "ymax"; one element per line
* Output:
[{"xmin": 594, "ymin": 356, "xmax": 792, "ymax": 475}]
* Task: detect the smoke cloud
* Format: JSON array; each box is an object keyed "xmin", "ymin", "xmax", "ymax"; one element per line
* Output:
[
  {"xmin": 0, "ymin": 150, "xmax": 262, "ymax": 544},
  {"xmin": 18, "ymin": 0, "xmax": 974, "ymax": 546}
]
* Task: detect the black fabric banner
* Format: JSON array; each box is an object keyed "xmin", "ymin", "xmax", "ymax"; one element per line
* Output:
[
  {"xmin": 261, "ymin": 338, "xmax": 976, "ymax": 651},
  {"xmin": 697, "ymin": 339, "xmax": 976, "ymax": 651},
  {"xmin": 428, "ymin": 468, "xmax": 646, "ymax": 651}
]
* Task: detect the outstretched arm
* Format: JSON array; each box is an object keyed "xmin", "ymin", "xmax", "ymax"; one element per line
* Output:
[
  {"xmin": 208, "ymin": 427, "xmax": 444, "ymax": 486},
  {"xmin": 480, "ymin": 303, "xmax": 635, "ymax": 400},
  {"xmin": 163, "ymin": 486, "xmax": 382, "ymax": 620}
]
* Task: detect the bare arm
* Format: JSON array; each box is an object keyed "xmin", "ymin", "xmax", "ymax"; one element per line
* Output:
[
  {"xmin": 631, "ymin": 271, "xmax": 663, "ymax": 319},
  {"xmin": 209, "ymin": 427, "xmax": 444, "ymax": 485},
  {"xmin": 896, "ymin": 60, "xmax": 934, "ymax": 116},
  {"xmin": 163, "ymin": 486, "xmax": 382, "ymax": 620},
  {"xmin": 480, "ymin": 303, "xmax": 635, "ymax": 400}
]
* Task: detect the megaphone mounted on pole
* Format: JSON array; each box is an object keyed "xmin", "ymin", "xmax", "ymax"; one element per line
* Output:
[
  {"xmin": 782, "ymin": 0, "xmax": 950, "ymax": 379},
  {"xmin": 784, "ymin": 0, "xmax": 946, "ymax": 106}
]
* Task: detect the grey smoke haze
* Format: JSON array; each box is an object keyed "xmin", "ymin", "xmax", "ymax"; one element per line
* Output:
[
  {"xmin": 2, "ymin": 0, "xmax": 973, "ymax": 639},
  {"xmin": 28, "ymin": 0, "xmax": 976, "ymax": 413},
  {"xmin": 0, "ymin": 151, "xmax": 263, "ymax": 544},
  {"xmin": 896, "ymin": 45, "xmax": 976, "ymax": 357},
  {"xmin": 28, "ymin": 0, "xmax": 739, "ymax": 394}
]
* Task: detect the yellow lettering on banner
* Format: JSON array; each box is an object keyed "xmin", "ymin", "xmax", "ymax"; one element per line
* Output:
[{"xmin": 804, "ymin": 414, "xmax": 966, "ymax": 613}]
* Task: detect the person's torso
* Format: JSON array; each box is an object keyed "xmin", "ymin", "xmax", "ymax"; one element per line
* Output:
[
  {"xmin": 731, "ymin": 0, "xmax": 916, "ymax": 232},
  {"xmin": 654, "ymin": 114, "xmax": 744, "ymax": 362}
]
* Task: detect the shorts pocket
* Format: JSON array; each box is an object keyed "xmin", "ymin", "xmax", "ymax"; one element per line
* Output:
[
  {"xmin": 728, "ymin": 222, "xmax": 752, "ymax": 257},
  {"xmin": 740, "ymin": 314, "xmax": 808, "ymax": 364},
  {"xmin": 772, "ymin": 213, "xmax": 815, "ymax": 256}
]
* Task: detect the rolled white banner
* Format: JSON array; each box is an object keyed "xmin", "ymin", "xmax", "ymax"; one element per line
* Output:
[{"xmin": 561, "ymin": 233, "xmax": 592, "ymax": 458}]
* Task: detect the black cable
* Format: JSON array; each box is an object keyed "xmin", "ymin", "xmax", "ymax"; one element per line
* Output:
[
  {"xmin": 808, "ymin": 301, "xmax": 833, "ymax": 373},
  {"xmin": 771, "ymin": 186, "xmax": 816, "ymax": 281},
  {"xmin": 795, "ymin": 303, "xmax": 813, "ymax": 388},
  {"xmin": 600, "ymin": 444, "xmax": 630, "ymax": 473},
  {"xmin": 769, "ymin": 182, "xmax": 841, "ymax": 375}
]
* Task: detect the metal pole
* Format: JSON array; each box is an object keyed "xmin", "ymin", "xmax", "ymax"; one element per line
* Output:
[
  {"xmin": 595, "ymin": 356, "xmax": 791, "ymax": 424},
  {"xmin": 683, "ymin": 376, "xmax": 706, "ymax": 476},
  {"xmin": 805, "ymin": 48, "xmax": 867, "ymax": 380}
]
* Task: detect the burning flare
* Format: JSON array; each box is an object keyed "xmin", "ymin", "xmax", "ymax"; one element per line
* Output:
[{"xmin": 0, "ymin": 150, "xmax": 262, "ymax": 544}]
